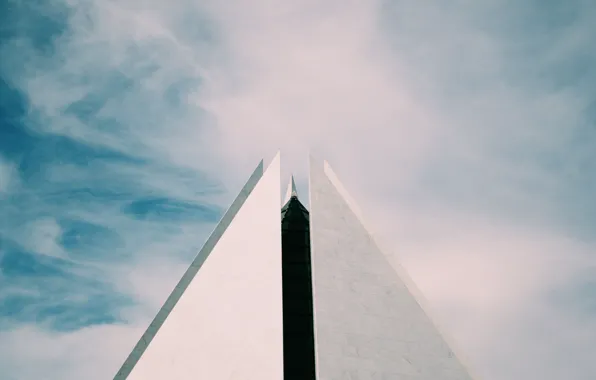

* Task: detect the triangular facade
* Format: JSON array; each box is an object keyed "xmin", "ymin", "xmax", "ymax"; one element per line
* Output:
[
  {"xmin": 115, "ymin": 154, "xmax": 283, "ymax": 380},
  {"xmin": 309, "ymin": 157, "xmax": 475, "ymax": 380},
  {"xmin": 114, "ymin": 154, "xmax": 477, "ymax": 380}
]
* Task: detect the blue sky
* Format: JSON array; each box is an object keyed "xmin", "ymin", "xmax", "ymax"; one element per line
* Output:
[{"xmin": 1, "ymin": 0, "xmax": 595, "ymax": 379}]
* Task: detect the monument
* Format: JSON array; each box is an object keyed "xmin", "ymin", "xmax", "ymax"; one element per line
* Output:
[{"xmin": 114, "ymin": 153, "xmax": 478, "ymax": 380}]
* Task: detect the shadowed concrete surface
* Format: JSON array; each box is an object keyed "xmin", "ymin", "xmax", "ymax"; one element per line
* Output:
[{"xmin": 309, "ymin": 158, "xmax": 477, "ymax": 380}]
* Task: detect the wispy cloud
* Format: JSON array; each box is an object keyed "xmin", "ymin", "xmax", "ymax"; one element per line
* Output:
[
  {"xmin": 0, "ymin": 0, "xmax": 595, "ymax": 379},
  {"xmin": 0, "ymin": 156, "xmax": 18, "ymax": 194}
]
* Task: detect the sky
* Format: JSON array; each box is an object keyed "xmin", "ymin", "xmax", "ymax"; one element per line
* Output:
[{"xmin": 0, "ymin": 0, "xmax": 595, "ymax": 379}]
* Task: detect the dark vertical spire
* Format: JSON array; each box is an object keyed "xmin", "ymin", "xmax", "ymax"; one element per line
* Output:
[
  {"xmin": 281, "ymin": 190, "xmax": 316, "ymax": 380},
  {"xmin": 283, "ymin": 175, "xmax": 299, "ymax": 204}
]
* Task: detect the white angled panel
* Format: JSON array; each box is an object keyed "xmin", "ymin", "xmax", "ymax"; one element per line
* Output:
[
  {"xmin": 283, "ymin": 175, "xmax": 298, "ymax": 205},
  {"xmin": 120, "ymin": 154, "xmax": 282, "ymax": 380},
  {"xmin": 309, "ymin": 156, "xmax": 477, "ymax": 380}
]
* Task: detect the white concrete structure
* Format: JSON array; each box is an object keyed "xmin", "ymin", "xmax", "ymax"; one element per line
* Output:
[
  {"xmin": 283, "ymin": 175, "xmax": 298, "ymax": 204},
  {"xmin": 115, "ymin": 154, "xmax": 283, "ymax": 380},
  {"xmin": 309, "ymin": 156, "xmax": 476, "ymax": 380},
  {"xmin": 115, "ymin": 154, "xmax": 479, "ymax": 380}
]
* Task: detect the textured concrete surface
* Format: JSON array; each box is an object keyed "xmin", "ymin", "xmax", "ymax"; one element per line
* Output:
[
  {"xmin": 309, "ymin": 157, "xmax": 476, "ymax": 380},
  {"xmin": 116, "ymin": 154, "xmax": 283, "ymax": 380}
]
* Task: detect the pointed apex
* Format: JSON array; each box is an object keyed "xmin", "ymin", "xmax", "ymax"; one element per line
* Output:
[{"xmin": 283, "ymin": 176, "xmax": 298, "ymax": 204}]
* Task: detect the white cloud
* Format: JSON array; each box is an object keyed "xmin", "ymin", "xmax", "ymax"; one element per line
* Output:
[
  {"xmin": 0, "ymin": 324, "xmax": 143, "ymax": 380},
  {"xmin": 23, "ymin": 218, "xmax": 66, "ymax": 258},
  {"xmin": 0, "ymin": 157, "xmax": 18, "ymax": 195}
]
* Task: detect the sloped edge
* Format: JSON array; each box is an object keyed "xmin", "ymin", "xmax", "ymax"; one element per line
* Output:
[
  {"xmin": 311, "ymin": 154, "xmax": 482, "ymax": 380},
  {"xmin": 114, "ymin": 158, "xmax": 266, "ymax": 379}
]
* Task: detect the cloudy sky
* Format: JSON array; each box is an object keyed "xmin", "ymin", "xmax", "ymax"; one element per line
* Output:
[{"xmin": 1, "ymin": 0, "xmax": 596, "ymax": 379}]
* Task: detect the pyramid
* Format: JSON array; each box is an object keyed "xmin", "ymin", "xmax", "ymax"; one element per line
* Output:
[{"xmin": 114, "ymin": 154, "xmax": 477, "ymax": 380}]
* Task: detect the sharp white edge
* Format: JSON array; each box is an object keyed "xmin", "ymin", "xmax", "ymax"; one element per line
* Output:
[
  {"xmin": 321, "ymin": 159, "xmax": 482, "ymax": 380},
  {"xmin": 269, "ymin": 151, "xmax": 281, "ymax": 175},
  {"xmin": 307, "ymin": 153, "xmax": 321, "ymax": 380},
  {"xmin": 322, "ymin": 160, "xmax": 364, "ymax": 221},
  {"xmin": 283, "ymin": 175, "xmax": 298, "ymax": 204},
  {"xmin": 127, "ymin": 153, "xmax": 282, "ymax": 380}
]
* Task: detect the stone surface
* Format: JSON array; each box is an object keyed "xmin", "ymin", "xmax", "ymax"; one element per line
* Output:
[
  {"xmin": 309, "ymin": 157, "xmax": 476, "ymax": 380},
  {"xmin": 115, "ymin": 154, "xmax": 283, "ymax": 380}
]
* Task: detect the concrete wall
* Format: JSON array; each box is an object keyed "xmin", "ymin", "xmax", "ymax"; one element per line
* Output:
[
  {"xmin": 120, "ymin": 154, "xmax": 283, "ymax": 380},
  {"xmin": 309, "ymin": 157, "xmax": 475, "ymax": 380}
]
